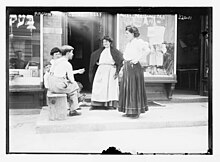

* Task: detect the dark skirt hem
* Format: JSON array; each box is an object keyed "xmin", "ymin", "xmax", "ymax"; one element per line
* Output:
[
  {"xmin": 118, "ymin": 61, "xmax": 148, "ymax": 115},
  {"xmin": 118, "ymin": 105, "xmax": 148, "ymax": 115}
]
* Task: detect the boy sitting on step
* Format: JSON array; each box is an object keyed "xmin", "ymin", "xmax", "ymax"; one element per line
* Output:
[{"xmin": 44, "ymin": 46, "xmax": 85, "ymax": 116}]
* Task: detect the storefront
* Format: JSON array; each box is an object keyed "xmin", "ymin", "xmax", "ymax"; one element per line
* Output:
[
  {"xmin": 8, "ymin": 13, "xmax": 44, "ymax": 108},
  {"xmin": 7, "ymin": 7, "xmax": 212, "ymax": 109},
  {"xmin": 8, "ymin": 10, "xmax": 65, "ymax": 109}
]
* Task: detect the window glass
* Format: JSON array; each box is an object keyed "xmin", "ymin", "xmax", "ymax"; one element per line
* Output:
[
  {"xmin": 9, "ymin": 15, "xmax": 41, "ymax": 84},
  {"xmin": 117, "ymin": 14, "xmax": 176, "ymax": 77}
]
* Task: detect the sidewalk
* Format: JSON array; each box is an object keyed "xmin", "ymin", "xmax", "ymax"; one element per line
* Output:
[
  {"xmin": 35, "ymin": 102, "xmax": 208, "ymax": 134},
  {"xmin": 9, "ymin": 92, "xmax": 209, "ymax": 134},
  {"xmin": 9, "ymin": 100, "xmax": 209, "ymax": 154},
  {"xmin": 8, "ymin": 91, "xmax": 209, "ymax": 153}
]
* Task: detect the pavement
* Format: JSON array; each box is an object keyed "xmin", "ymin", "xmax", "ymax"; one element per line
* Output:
[
  {"xmin": 8, "ymin": 92, "xmax": 209, "ymax": 154},
  {"xmin": 35, "ymin": 102, "xmax": 208, "ymax": 134}
]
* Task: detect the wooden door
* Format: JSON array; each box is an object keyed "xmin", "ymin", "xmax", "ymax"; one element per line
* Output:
[{"xmin": 200, "ymin": 13, "xmax": 212, "ymax": 96}]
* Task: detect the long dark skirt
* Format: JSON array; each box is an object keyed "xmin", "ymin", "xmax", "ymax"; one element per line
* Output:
[{"xmin": 118, "ymin": 61, "xmax": 148, "ymax": 115}]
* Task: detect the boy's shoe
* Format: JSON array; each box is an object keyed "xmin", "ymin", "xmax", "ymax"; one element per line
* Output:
[
  {"xmin": 69, "ymin": 110, "xmax": 81, "ymax": 116},
  {"xmin": 89, "ymin": 106, "xmax": 96, "ymax": 110},
  {"xmin": 68, "ymin": 107, "xmax": 81, "ymax": 110}
]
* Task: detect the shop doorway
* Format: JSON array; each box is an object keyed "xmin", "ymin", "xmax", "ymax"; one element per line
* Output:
[
  {"xmin": 175, "ymin": 15, "xmax": 201, "ymax": 94},
  {"xmin": 67, "ymin": 14, "xmax": 103, "ymax": 92},
  {"xmin": 175, "ymin": 14, "xmax": 210, "ymax": 96}
]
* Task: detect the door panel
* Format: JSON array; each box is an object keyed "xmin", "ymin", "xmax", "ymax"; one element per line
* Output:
[{"xmin": 200, "ymin": 15, "xmax": 210, "ymax": 96}]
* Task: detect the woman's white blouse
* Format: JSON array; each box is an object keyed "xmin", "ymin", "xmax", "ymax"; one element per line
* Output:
[
  {"xmin": 123, "ymin": 38, "xmax": 150, "ymax": 62},
  {"xmin": 99, "ymin": 47, "xmax": 114, "ymax": 65}
]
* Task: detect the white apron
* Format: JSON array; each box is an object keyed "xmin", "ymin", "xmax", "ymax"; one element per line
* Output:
[{"xmin": 91, "ymin": 48, "xmax": 119, "ymax": 102}]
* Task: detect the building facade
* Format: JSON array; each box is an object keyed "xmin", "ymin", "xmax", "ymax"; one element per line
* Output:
[{"xmin": 7, "ymin": 7, "xmax": 212, "ymax": 109}]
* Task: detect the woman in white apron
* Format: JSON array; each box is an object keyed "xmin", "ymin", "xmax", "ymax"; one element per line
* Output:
[{"xmin": 89, "ymin": 36, "xmax": 124, "ymax": 110}]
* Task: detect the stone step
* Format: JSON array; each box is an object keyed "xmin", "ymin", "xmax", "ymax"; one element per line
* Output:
[
  {"xmin": 82, "ymin": 93, "xmax": 208, "ymax": 103},
  {"xmin": 35, "ymin": 105, "xmax": 208, "ymax": 134}
]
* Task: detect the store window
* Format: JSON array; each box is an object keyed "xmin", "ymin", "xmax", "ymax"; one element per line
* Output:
[
  {"xmin": 9, "ymin": 14, "xmax": 41, "ymax": 86},
  {"xmin": 117, "ymin": 14, "xmax": 177, "ymax": 78}
]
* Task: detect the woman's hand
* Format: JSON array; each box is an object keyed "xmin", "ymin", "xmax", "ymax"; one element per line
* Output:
[
  {"xmin": 130, "ymin": 60, "xmax": 138, "ymax": 64},
  {"xmin": 113, "ymin": 72, "xmax": 119, "ymax": 79}
]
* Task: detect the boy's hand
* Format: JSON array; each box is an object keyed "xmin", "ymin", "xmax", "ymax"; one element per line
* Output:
[
  {"xmin": 44, "ymin": 65, "xmax": 51, "ymax": 72},
  {"xmin": 78, "ymin": 68, "xmax": 85, "ymax": 74}
]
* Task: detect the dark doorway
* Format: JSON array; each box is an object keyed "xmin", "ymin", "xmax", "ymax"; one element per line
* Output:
[
  {"xmin": 175, "ymin": 15, "xmax": 201, "ymax": 94},
  {"xmin": 67, "ymin": 15, "xmax": 102, "ymax": 92}
]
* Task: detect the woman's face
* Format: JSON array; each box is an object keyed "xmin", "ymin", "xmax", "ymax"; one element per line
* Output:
[
  {"xmin": 103, "ymin": 39, "xmax": 111, "ymax": 48},
  {"xmin": 125, "ymin": 30, "xmax": 134, "ymax": 41}
]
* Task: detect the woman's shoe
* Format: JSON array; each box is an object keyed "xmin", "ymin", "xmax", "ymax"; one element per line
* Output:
[
  {"xmin": 122, "ymin": 114, "xmax": 139, "ymax": 118},
  {"xmin": 122, "ymin": 114, "xmax": 131, "ymax": 117},
  {"xmin": 107, "ymin": 106, "xmax": 116, "ymax": 110},
  {"xmin": 129, "ymin": 114, "xmax": 140, "ymax": 119}
]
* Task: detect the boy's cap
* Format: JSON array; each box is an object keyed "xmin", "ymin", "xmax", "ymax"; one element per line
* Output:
[
  {"xmin": 60, "ymin": 45, "xmax": 74, "ymax": 55},
  {"xmin": 60, "ymin": 45, "xmax": 74, "ymax": 51},
  {"xmin": 50, "ymin": 47, "xmax": 61, "ymax": 56}
]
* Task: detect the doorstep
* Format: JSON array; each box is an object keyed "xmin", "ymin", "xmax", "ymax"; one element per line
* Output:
[{"xmin": 35, "ymin": 104, "xmax": 208, "ymax": 134}]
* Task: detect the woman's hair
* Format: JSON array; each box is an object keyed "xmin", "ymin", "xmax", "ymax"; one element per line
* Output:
[
  {"xmin": 60, "ymin": 45, "xmax": 74, "ymax": 56},
  {"xmin": 125, "ymin": 25, "xmax": 140, "ymax": 38},
  {"xmin": 102, "ymin": 35, "xmax": 113, "ymax": 43},
  {"xmin": 50, "ymin": 47, "xmax": 61, "ymax": 56}
]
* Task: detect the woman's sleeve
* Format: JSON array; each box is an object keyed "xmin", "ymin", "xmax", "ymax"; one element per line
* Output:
[
  {"xmin": 133, "ymin": 39, "xmax": 151, "ymax": 62},
  {"xmin": 89, "ymin": 53, "xmax": 95, "ymax": 83}
]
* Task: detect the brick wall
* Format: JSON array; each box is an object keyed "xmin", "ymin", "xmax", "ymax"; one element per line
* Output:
[{"xmin": 43, "ymin": 13, "xmax": 63, "ymax": 66}]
